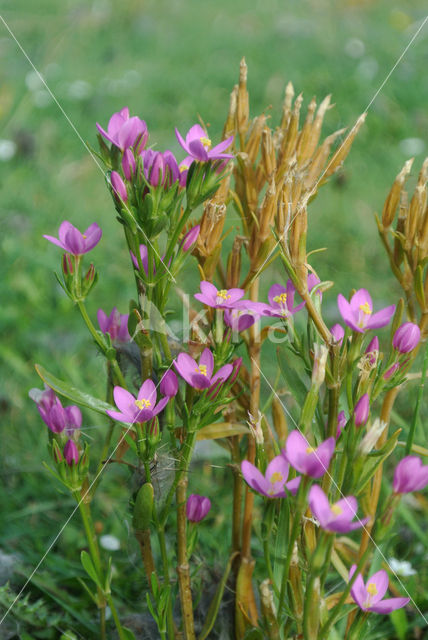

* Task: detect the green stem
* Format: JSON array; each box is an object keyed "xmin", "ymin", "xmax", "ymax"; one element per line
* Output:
[
  {"xmin": 160, "ymin": 430, "xmax": 198, "ymax": 526},
  {"xmin": 77, "ymin": 301, "xmax": 127, "ymax": 388},
  {"xmin": 405, "ymin": 337, "xmax": 428, "ymax": 454}
]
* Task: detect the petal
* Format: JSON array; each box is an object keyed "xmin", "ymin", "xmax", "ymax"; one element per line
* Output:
[
  {"xmin": 58, "ymin": 221, "xmax": 75, "ymax": 244},
  {"xmin": 284, "ymin": 430, "xmax": 309, "ymax": 472},
  {"xmin": 332, "ymin": 495, "xmax": 358, "ymax": 522},
  {"xmin": 83, "ymin": 223, "xmax": 102, "ymax": 252},
  {"xmin": 210, "ymin": 364, "xmax": 233, "ymax": 385},
  {"xmin": 308, "ymin": 485, "xmax": 331, "ymax": 526},
  {"xmin": 241, "ymin": 460, "xmax": 270, "ymax": 496},
  {"xmin": 186, "ymin": 124, "xmax": 207, "ymax": 143},
  {"xmin": 337, "ymin": 294, "xmax": 362, "ymax": 332},
  {"xmin": 138, "ymin": 379, "xmax": 156, "ymax": 405},
  {"xmin": 199, "ymin": 281, "xmax": 218, "ymax": 300},
  {"xmin": 175, "ymin": 127, "xmax": 190, "ymax": 154},
  {"xmin": 152, "ymin": 396, "xmax": 169, "ymax": 416},
  {"xmin": 199, "ymin": 348, "xmax": 214, "ymax": 378},
  {"xmin": 367, "ymin": 305, "xmax": 396, "ymax": 329},
  {"xmin": 369, "ymin": 598, "xmax": 409, "ymax": 614},
  {"xmin": 64, "ymin": 227, "xmax": 85, "ymax": 255},
  {"xmin": 113, "ymin": 386, "xmax": 136, "ymax": 416},
  {"xmin": 285, "ymin": 476, "xmax": 301, "ymax": 496},
  {"xmin": 368, "ymin": 570, "xmax": 389, "ymax": 603},
  {"xmin": 188, "ymin": 138, "xmax": 209, "ymax": 161},
  {"xmin": 191, "ymin": 373, "xmax": 212, "ymax": 389},
  {"xmin": 268, "ymin": 284, "xmax": 287, "ymax": 307},
  {"xmin": 43, "ymin": 235, "xmax": 66, "ymax": 250},
  {"xmin": 349, "ymin": 567, "xmax": 367, "ymax": 609},
  {"xmin": 97, "ymin": 309, "xmax": 108, "ymax": 333},
  {"xmin": 210, "ymin": 136, "xmax": 234, "ymax": 155},
  {"xmin": 350, "ymin": 289, "xmax": 372, "ymax": 314},
  {"xmin": 106, "ymin": 409, "xmax": 130, "ymax": 423},
  {"xmin": 265, "ymin": 455, "xmax": 289, "ymax": 483}
]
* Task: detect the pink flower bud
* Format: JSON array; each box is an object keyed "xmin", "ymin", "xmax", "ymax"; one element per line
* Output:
[
  {"xmin": 393, "ymin": 456, "xmax": 428, "ymax": 493},
  {"xmin": 336, "ymin": 410, "xmax": 347, "ymax": 438},
  {"xmin": 64, "ymin": 440, "xmax": 79, "ymax": 466},
  {"xmin": 330, "ymin": 323, "xmax": 344, "ymax": 345},
  {"xmin": 62, "ymin": 253, "xmax": 74, "ymax": 276},
  {"xmin": 186, "ymin": 494, "xmax": 211, "ymax": 523},
  {"xmin": 383, "ymin": 362, "xmax": 400, "ymax": 380},
  {"xmin": 365, "ymin": 336, "xmax": 379, "ymax": 365},
  {"xmin": 160, "ymin": 370, "xmax": 178, "ymax": 397},
  {"xmin": 229, "ymin": 357, "xmax": 243, "ymax": 385},
  {"xmin": 122, "ymin": 149, "xmax": 136, "ymax": 180},
  {"xmin": 354, "ymin": 393, "xmax": 369, "ymax": 427},
  {"xmin": 111, "ymin": 171, "xmax": 128, "ymax": 202},
  {"xmin": 393, "ymin": 322, "xmax": 421, "ymax": 354},
  {"xmin": 181, "ymin": 225, "xmax": 200, "ymax": 251}
]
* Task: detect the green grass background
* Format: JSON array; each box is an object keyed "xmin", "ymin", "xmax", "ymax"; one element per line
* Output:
[{"xmin": 1, "ymin": 0, "xmax": 427, "ymax": 637}]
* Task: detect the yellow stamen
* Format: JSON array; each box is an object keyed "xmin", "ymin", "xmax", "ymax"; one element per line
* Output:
[
  {"xmin": 82, "ymin": 234, "xmax": 87, "ymax": 239},
  {"xmin": 306, "ymin": 446, "xmax": 316, "ymax": 454},
  {"xmin": 195, "ymin": 365, "xmax": 208, "ymax": 376},
  {"xmin": 270, "ymin": 472, "xmax": 283, "ymax": 484},
  {"xmin": 367, "ymin": 582, "xmax": 378, "ymax": 597},
  {"xmin": 200, "ymin": 136, "xmax": 212, "ymax": 149},
  {"xmin": 179, "ymin": 164, "xmax": 189, "ymax": 172},
  {"xmin": 359, "ymin": 302, "xmax": 372, "ymax": 315},
  {"xmin": 331, "ymin": 504, "xmax": 342, "ymax": 515},
  {"xmin": 135, "ymin": 398, "xmax": 151, "ymax": 409},
  {"xmin": 273, "ymin": 293, "xmax": 288, "ymax": 304},
  {"xmin": 217, "ymin": 289, "xmax": 231, "ymax": 300}
]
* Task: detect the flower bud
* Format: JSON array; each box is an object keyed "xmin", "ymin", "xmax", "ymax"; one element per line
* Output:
[
  {"xmin": 392, "ymin": 322, "xmax": 421, "ymax": 354},
  {"xmin": 64, "ymin": 439, "xmax": 79, "ymax": 466},
  {"xmin": 111, "ymin": 171, "xmax": 128, "ymax": 202},
  {"xmin": 330, "ymin": 323, "xmax": 344, "ymax": 345},
  {"xmin": 122, "ymin": 149, "xmax": 136, "ymax": 180},
  {"xmin": 354, "ymin": 393, "xmax": 369, "ymax": 427},
  {"xmin": 160, "ymin": 370, "xmax": 178, "ymax": 397},
  {"xmin": 336, "ymin": 410, "xmax": 347, "ymax": 438},
  {"xmin": 186, "ymin": 494, "xmax": 211, "ymax": 523},
  {"xmin": 393, "ymin": 456, "xmax": 428, "ymax": 494},
  {"xmin": 384, "ymin": 362, "xmax": 400, "ymax": 380},
  {"xmin": 358, "ymin": 419, "xmax": 387, "ymax": 455},
  {"xmin": 229, "ymin": 357, "xmax": 243, "ymax": 385},
  {"xmin": 181, "ymin": 225, "xmax": 200, "ymax": 252},
  {"xmin": 365, "ymin": 336, "xmax": 379, "ymax": 365},
  {"xmin": 62, "ymin": 253, "xmax": 74, "ymax": 276},
  {"xmin": 312, "ymin": 343, "xmax": 328, "ymax": 388}
]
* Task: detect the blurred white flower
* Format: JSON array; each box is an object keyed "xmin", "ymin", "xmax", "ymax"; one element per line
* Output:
[
  {"xmin": 389, "ymin": 557, "xmax": 416, "ymax": 576},
  {"xmin": 357, "ymin": 57, "xmax": 379, "ymax": 81},
  {"xmin": 25, "ymin": 70, "xmax": 44, "ymax": 91},
  {"xmin": 345, "ymin": 38, "xmax": 365, "ymax": 58},
  {"xmin": 399, "ymin": 138, "xmax": 425, "ymax": 156},
  {"xmin": 0, "ymin": 139, "xmax": 16, "ymax": 161},
  {"xmin": 68, "ymin": 80, "xmax": 92, "ymax": 101},
  {"xmin": 99, "ymin": 534, "xmax": 120, "ymax": 551}
]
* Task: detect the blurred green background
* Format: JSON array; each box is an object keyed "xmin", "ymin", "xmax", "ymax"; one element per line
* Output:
[{"xmin": 1, "ymin": 0, "xmax": 427, "ymax": 637}]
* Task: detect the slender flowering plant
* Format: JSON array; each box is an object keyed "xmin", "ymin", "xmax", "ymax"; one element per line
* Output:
[{"xmin": 30, "ymin": 63, "xmax": 428, "ymax": 640}]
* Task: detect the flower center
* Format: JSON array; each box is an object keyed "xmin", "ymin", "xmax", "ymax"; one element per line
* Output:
[
  {"xmin": 366, "ymin": 582, "xmax": 378, "ymax": 597},
  {"xmin": 273, "ymin": 293, "xmax": 287, "ymax": 305},
  {"xmin": 217, "ymin": 289, "xmax": 231, "ymax": 300},
  {"xmin": 270, "ymin": 472, "xmax": 284, "ymax": 484},
  {"xmin": 135, "ymin": 398, "xmax": 151, "ymax": 409},
  {"xmin": 179, "ymin": 163, "xmax": 189, "ymax": 172},
  {"xmin": 306, "ymin": 446, "xmax": 316, "ymax": 454},
  {"xmin": 331, "ymin": 504, "xmax": 342, "ymax": 516},
  {"xmin": 200, "ymin": 136, "xmax": 212, "ymax": 149},
  {"xmin": 195, "ymin": 365, "xmax": 208, "ymax": 376},
  {"xmin": 358, "ymin": 301, "xmax": 372, "ymax": 328},
  {"xmin": 82, "ymin": 234, "xmax": 87, "ymax": 239}
]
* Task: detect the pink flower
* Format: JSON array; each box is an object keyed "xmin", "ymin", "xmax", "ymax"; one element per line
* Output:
[
  {"xmin": 106, "ymin": 380, "xmax": 168, "ymax": 424},
  {"xmin": 224, "ymin": 308, "xmax": 256, "ymax": 332},
  {"xmin": 175, "ymin": 124, "xmax": 234, "ymax": 163},
  {"xmin": 393, "ymin": 322, "xmax": 421, "ymax": 353},
  {"xmin": 337, "ymin": 289, "xmax": 395, "ymax": 333},
  {"xmin": 308, "ymin": 485, "xmax": 368, "ymax": 533},
  {"xmin": 349, "ymin": 565, "xmax": 409, "ymax": 613},
  {"xmin": 97, "ymin": 307, "xmax": 130, "ymax": 343},
  {"xmin": 194, "ymin": 281, "xmax": 245, "ymax": 309},
  {"xmin": 96, "ymin": 107, "xmax": 148, "ymax": 151},
  {"xmin": 111, "ymin": 171, "xmax": 128, "ymax": 202},
  {"xmin": 173, "ymin": 348, "xmax": 233, "ymax": 391},
  {"xmin": 263, "ymin": 281, "xmax": 306, "ymax": 318},
  {"xmin": 44, "ymin": 221, "xmax": 102, "ymax": 256},
  {"xmin": 282, "ymin": 431, "xmax": 335, "ymax": 479},
  {"xmin": 354, "ymin": 394, "xmax": 369, "ymax": 427},
  {"xmin": 122, "ymin": 149, "xmax": 136, "ymax": 180},
  {"xmin": 30, "ymin": 387, "xmax": 82, "ymax": 435},
  {"xmin": 383, "ymin": 362, "xmax": 400, "ymax": 380},
  {"xmin": 180, "ymin": 225, "xmax": 200, "ymax": 251},
  {"xmin": 186, "ymin": 494, "xmax": 211, "ymax": 522},
  {"xmin": 140, "ymin": 149, "xmax": 180, "ymax": 187},
  {"xmin": 393, "ymin": 456, "xmax": 428, "ymax": 494},
  {"xmin": 241, "ymin": 455, "xmax": 301, "ymax": 498},
  {"xmin": 159, "ymin": 370, "xmax": 178, "ymax": 397}
]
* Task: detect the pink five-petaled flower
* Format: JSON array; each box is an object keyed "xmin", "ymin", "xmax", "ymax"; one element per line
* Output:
[
  {"xmin": 308, "ymin": 485, "xmax": 369, "ymax": 533},
  {"xmin": 186, "ymin": 494, "xmax": 211, "ymax": 523},
  {"xmin": 44, "ymin": 221, "xmax": 102, "ymax": 256},
  {"xmin": 96, "ymin": 107, "xmax": 148, "ymax": 152},
  {"xmin": 282, "ymin": 431, "xmax": 335, "ymax": 479},
  {"xmin": 194, "ymin": 281, "xmax": 245, "ymax": 309},
  {"xmin": 349, "ymin": 565, "xmax": 409, "ymax": 614},
  {"xmin": 173, "ymin": 348, "xmax": 233, "ymax": 391},
  {"xmin": 97, "ymin": 307, "xmax": 130, "ymax": 343},
  {"xmin": 337, "ymin": 289, "xmax": 395, "ymax": 333},
  {"xmin": 392, "ymin": 322, "xmax": 421, "ymax": 354},
  {"xmin": 30, "ymin": 386, "xmax": 82, "ymax": 435},
  {"xmin": 241, "ymin": 456, "xmax": 301, "ymax": 498},
  {"xmin": 175, "ymin": 124, "xmax": 234, "ymax": 163},
  {"xmin": 263, "ymin": 281, "xmax": 306, "ymax": 318},
  {"xmin": 393, "ymin": 456, "xmax": 428, "ymax": 494},
  {"xmin": 106, "ymin": 380, "xmax": 168, "ymax": 424}
]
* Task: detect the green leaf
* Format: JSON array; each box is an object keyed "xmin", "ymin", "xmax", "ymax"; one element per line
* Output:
[
  {"xmin": 390, "ymin": 606, "xmax": 408, "ymax": 640},
  {"xmin": 80, "ymin": 551, "xmax": 103, "ymax": 590},
  {"xmin": 198, "ymin": 552, "xmax": 238, "ymax": 640},
  {"xmin": 133, "ymin": 483, "xmax": 154, "ymax": 531},
  {"xmin": 122, "ymin": 628, "xmax": 137, "ymax": 640},
  {"xmin": 35, "ymin": 365, "xmax": 115, "ymax": 416}
]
